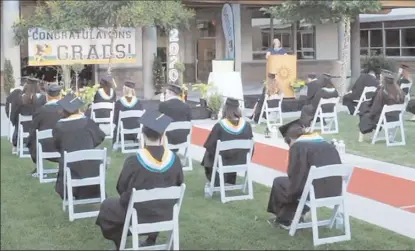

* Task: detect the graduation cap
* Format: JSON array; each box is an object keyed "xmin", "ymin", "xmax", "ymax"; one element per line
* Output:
[
  {"xmin": 279, "ymin": 119, "xmax": 302, "ymax": 138},
  {"xmin": 57, "ymin": 93, "xmax": 84, "ymax": 114},
  {"xmin": 225, "ymin": 97, "xmax": 240, "ymax": 108},
  {"xmin": 46, "ymin": 84, "xmax": 62, "ymax": 97},
  {"xmin": 124, "ymin": 81, "xmax": 135, "ymax": 88},
  {"xmin": 268, "ymin": 73, "xmax": 276, "ymax": 79},
  {"xmin": 308, "ymin": 73, "xmax": 317, "ymax": 79},
  {"xmin": 400, "ymin": 64, "xmax": 410, "ymax": 70},
  {"xmin": 100, "ymin": 75, "xmax": 114, "ymax": 86},
  {"xmin": 166, "ymin": 84, "xmax": 182, "ymax": 95},
  {"xmin": 139, "ymin": 111, "xmax": 173, "ymax": 134}
]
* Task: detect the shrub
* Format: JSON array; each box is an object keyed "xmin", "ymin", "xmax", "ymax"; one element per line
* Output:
[
  {"xmin": 361, "ymin": 54, "xmax": 397, "ymax": 74},
  {"xmin": 3, "ymin": 59, "xmax": 15, "ymax": 95},
  {"xmin": 153, "ymin": 54, "xmax": 165, "ymax": 94}
]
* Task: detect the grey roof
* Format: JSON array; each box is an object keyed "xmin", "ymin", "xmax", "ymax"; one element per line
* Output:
[{"xmin": 360, "ymin": 8, "xmax": 415, "ymax": 23}]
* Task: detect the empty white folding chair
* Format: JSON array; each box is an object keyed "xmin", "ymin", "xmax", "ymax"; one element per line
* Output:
[
  {"xmin": 115, "ymin": 110, "xmax": 146, "ymax": 153},
  {"xmin": 62, "ymin": 148, "xmax": 107, "ymax": 222},
  {"xmin": 289, "ymin": 164, "xmax": 354, "ymax": 246},
  {"xmin": 371, "ymin": 104, "xmax": 406, "ymax": 147},
  {"xmin": 310, "ymin": 97, "xmax": 340, "ymax": 134},
  {"xmin": 90, "ymin": 102, "xmax": 115, "ymax": 139},
  {"xmin": 165, "ymin": 121, "xmax": 193, "ymax": 171},
  {"xmin": 400, "ymin": 82, "xmax": 412, "ymax": 102},
  {"xmin": 17, "ymin": 114, "xmax": 32, "ymax": 158},
  {"xmin": 119, "ymin": 184, "xmax": 186, "ymax": 250},
  {"xmin": 352, "ymin": 86, "xmax": 378, "ymax": 116},
  {"xmin": 205, "ymin": 139, "xmax": 254, "ymax": 203},
  {"xmin": 258, "ymin": 93, "xmax": 284, "ymax": 132},
  {"xmin": 8, "ymin": 104, "xmax": 14, "ymax": 143},
  {"xmin": 36, "ymin": 129, "xmax": 60, "ymax": 183}
]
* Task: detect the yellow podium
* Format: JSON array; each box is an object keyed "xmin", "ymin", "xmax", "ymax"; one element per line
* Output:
[{"xmin": 266, "ymin": 55, "xmax": 297, "ymax": 98}]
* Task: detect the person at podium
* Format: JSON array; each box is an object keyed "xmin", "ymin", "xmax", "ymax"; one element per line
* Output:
[{"xmin": 265, "ymin": 38, "xmax": 288, "ymax": 59}]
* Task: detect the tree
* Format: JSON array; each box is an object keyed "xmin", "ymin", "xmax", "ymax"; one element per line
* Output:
[
  {"xmin": 13, "ymin": 0, "xmax": 194, "ymax": 91},
  {"xmin": 263, "ymin": 0, "xmax": 381, "ymax": 95}
]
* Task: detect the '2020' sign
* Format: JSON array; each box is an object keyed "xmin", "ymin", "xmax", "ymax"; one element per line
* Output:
[{"xmin": 168, "ymin": 29, "xmax": 179, "ymax": 84}]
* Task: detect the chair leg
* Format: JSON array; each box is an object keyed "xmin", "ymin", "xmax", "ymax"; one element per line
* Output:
[
  {"xmin": 400, "ymin": 122, "xmax": 406, "ymax": 145},
  {"xmin": 310, "ymin": 204, "xmax": 320, "ymax": 246},
  {"xmin": 289, "ymin": 200, "xmax": 306, "ymax": 237},
  {"xmin": 67, "ymin": 174, "xmax": 75, "ymax": 221},
  {"xmin": 384, "ymin": 127, "xmax": 391, "ymax": 146},
  {"xmin": 371, "ymin": 123, "xmax": 382, "ymax": 144},
  {"xmin": 218, "ymin": 169, "xmax": 227, "ymax": 203}
]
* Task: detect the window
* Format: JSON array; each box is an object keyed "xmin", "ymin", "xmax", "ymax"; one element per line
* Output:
[
  {"xmin": 197, "ymin": 20, "xmax": 216, "ymax": 38},
  {"xmin": 401, "ymin": 28, "xmax": 415, "ymax": 56},
  {"xmin": 360, "ymin": 30, "xmax": 369, "ymax": 47}
]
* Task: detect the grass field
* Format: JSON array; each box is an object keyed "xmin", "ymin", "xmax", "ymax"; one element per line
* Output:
[
  {"xmin": 253, "ymin": 112, "xmax": 415, "ymax": 168},
  {"xmin": 1, "ymin": 138, "xmax": 415, "ymax": 250}
]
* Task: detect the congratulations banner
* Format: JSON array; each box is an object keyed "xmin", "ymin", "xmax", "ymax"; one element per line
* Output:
[{"xmin": 28, "ymin": 27, "xmax": 136, "ymax": 66}]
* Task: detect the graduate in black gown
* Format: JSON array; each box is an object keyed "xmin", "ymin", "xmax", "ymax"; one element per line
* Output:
[
  {"xmin": 267, "ymin": 119, "xmax": 342, "ymax": 229},
  {"xmin": 201, "ymin": 98, "xmax": 254, "ymax": 186},
  {"xmin": 112, "ymin": 81, "xmax": 143, "ymax": 147},
  {"xmin": 5, "ymin": 85, "xmax": 23, "ymax": 119},
  {"xmin": 299, "ymin": 75, "xmax": 339, "ymax": 127},
  {"xmin": 52, "ymin": 94, "xmax": 106, "ymax": 200},
  {"xmin": 358, "ymin": 74, "xmax": 405, "ymax": 142},
  {"xmin": 10, "ymin": 78, "xmax": 43, "ymax": 149},
  {"xmin": 397, "ymin": 64, "xmax": 412, "ymax": 95},
  {"xmin": 407, "ymin": 100, "xmax": 415, "ymax": 121},
  {"xmin": 158, "ymin": 84, "xmax": 192, "ymax": 146},
  {"xmin": 27, "ymin": 84, "xmax": 64, "ymax": 176},
  {"xmin": 304, "ymin": 73, "xmax": 323, "ymax": 105},
  {"xmin": 342, "ymin": 69, "xmax": 380, "ymax": 115},
  {"xmin": 250, "ymin": 72, "xmax": 278, "ymax": 124},
  {"xmin": 96, "ymin": 111, "xmax": 184, "ymax": 250},
  {"xmin": 91, "ymin": 75, "xmax": 117, "ymax": 118}
]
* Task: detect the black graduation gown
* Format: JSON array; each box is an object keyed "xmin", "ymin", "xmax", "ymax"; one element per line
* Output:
[
  {"xmin": 112, "ymin": 96, "xmax": 143, "ymax": 144},
  {"xmin": 342, "ymin": 74, "xmax": 379, "ymax": 115},
  {"xmin": 407, "ymin": 99, "xmax": 415, "ymax": 115},
  {"xmin": 398, "ymin": 77, "xmax": 411, "ymax": 95},
  {"xmin": 359, "ymin": 89, "xmax": 404, "ymax": 134},
  {"xmin": 158, "ymin": 97, "xmax": 192, "ymax": 145},
  {"xmin": 201, "ymin": 119, "xmax": 254, "ymax": 186},
  {"xmin": 90, "ymin": 88, "xmax": 117, "ymax": 118},
  {"xmin": 300, "ymin": 88, "xmax": 339, "ymax": 127},
  {"xmin": 52, "ymin": 115, "xmax": 106, "ymax": 200},
  {"xmin": 305, "ymin": 79, "xmax": 323, "ymax": 105},
  {"xmin": 96, "ymin": 146, "xmax": 184, "ymax": 248},
  {"xmin": 267, "ymin": 135, "xmax": 342, "ymax": 222},
  {"xmin": 37, "ymin": 94, "xmax": 47, "ymax": 106},
  {"xmin": 251, "ymin": 86, "xmax": 267, "ymax": 123},
  {"xmin": 27, "ymin": 100, "xmax": 64, "ymax": 163},
  {"xmin": 10, "ymin": 94, "xmax": 43, "ymax": 147},
  {"xmin": 5, "ymin": 88, "xmax": 22, "ymax": 118}
]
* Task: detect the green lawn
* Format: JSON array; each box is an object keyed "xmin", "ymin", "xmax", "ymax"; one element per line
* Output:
[
  {"xmin": 253, "ymin": 112, "xmax": 415, "ymax": 168},
  {"xmin": 1, "ymin": 138, "xmax": 415, "ymax": 250}
]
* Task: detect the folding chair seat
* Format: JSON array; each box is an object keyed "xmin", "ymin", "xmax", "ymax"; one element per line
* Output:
[
  {"xmin": 62, "ymin": 148, "xmax": 107, "ymax": 221},
  {"xmin": 114, "ymin": 110, "xmax": 145, "ymax": 153},
  {"xmin": 257, "ymin": 93, "xmax": 284, "ymax": 132},
  {"xmin": 17, "ymin": 114, "xmax": 32, "ymax": 158},
  {"xmin": 90, "ymin": 102, "xmax": 115, "ymax": 139},
  {"xmin": 119, "ymin": 184, "xmax": 186, "ymax": 250},
  {"xmin": 371, "ymin": 103, "xmax": 406, "ymax": 146},
  {"xmin": 165, "ymin": 121, "xmax": 193, "ymax": 171},
  {"xmin": 36, "ymin": 129, "xmax": 60, "ymax": 183},
  {"xmin": 204, "ymin": 139, "xmax": 254, "ymax": 203},
  {"xmin": 310, "ymin": 97, "xmax": 340, "ymax": 134},
  {"xmin": 352, "ymin": 86, "xmax": 377, "ymax": 116},
  {"xmin": 289, "ymin": 164, "xmax": 354, "ymax": 246}
]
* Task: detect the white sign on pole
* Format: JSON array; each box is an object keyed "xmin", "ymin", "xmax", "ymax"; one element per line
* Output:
[
  {"xmin": 207, "ymin": 71, "xmax": 244, "ymax": 110},
  {"xmin": 212, "ymin": 60, "xmax": 234, "ymax": 73}
]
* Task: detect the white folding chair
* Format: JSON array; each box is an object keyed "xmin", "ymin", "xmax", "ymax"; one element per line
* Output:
[
  {"xmin": 310, "ymin": 97, "xmax": 340, "ymax": 134},
  {"xmin": 258, "ymin": 93, "xmax": 284, "ymax": 132},
  {"xmin": 36, "ymin": 129, "xmax": 60, "ymax": 183},
  {"xmin": 289, "ymin": 164, "xmax": 354, "ymax": 246},
  {"xmin": 90, "ymin": 102, "xmax": 115, "ymax": 139},
  {"xmin": 352, "ymin": 86, "xmax": 378, "ymax": 116},
  {"xmin": 205, "ymin": 139, "xmax": 254, "ymax": 203},
  {"xmin": 114, "ymin": 110, "xmax": 145, "ymax": 153},
  {"xmin": 165, "ymin": 121, "xmax": 193, "ymax": 171},
  {"xmin": 400, "ymin": 82, "xmax": 412, "ymax": 102},
  {"xmin": 62, "ymin": 148, "xmax": 107, "ymax": 222},
  {"xmin": 8, "ymin": 104, "xmax": 14, "ymax": 143},
  {"xmin": 371, "ymin": 104, "xmax": 406, "ymax": 147},
  {"xmin": 17, "ymin": 114, "xmax": 32, "ymax": 158},
  {"xmin": 119, "ymin": 184, "xmax": 186, "ymax": 250}
]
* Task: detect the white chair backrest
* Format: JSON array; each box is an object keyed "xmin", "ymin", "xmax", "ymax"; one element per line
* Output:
[
  {"xmin": 19, "ymin": 114, "xmax": 33, "ymax": 123},
  {"xmin": 216, "ymin": 139, "xmax": 254, "ymax": 153},
  {"xmin": 362, "ymin": 86, "xmax": 377, "ymax": 99},
  {"xmin": 91, "ymin": 102, "xmax": 114, "ymax": 110},
  {"xmin": 119, "ymin": 109, "xmax": 145, "ymax": 120},
  {"xmin": 400, "ymin": 82, "xmax": 412, "ymax": 93},
  {"xmin": 381, "ymin": 103, "xmax": 406, "ymax": 114},
  {"xmin": 130, "ymin": 184, "xmax": 186, "ymax": 204},
  {"xmin": 36, "ymin": 129, "xmax": 53, "ymax": 140},
  {"xmin": 64, "ymin": 149, "xmax": 107, "ymax": 165},
  {"xmin": 319, "ymin": 97, "xmax": 340, "ymax": 106},
  {"xmin": 165, "ymin": 121, "xmax": 192, "ymax": 132},
  {"xmin": 307, "ymin": 164, "xmax": 354, "ymax": 182}
]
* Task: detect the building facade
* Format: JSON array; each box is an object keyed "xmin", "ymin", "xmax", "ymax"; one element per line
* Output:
[{"xmin": 1, "ymin": 0, "xmax": 415, "ymax": 94}]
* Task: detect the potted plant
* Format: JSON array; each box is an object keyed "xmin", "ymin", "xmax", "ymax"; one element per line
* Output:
[
  {"xmin": 192, "ymin": 82, "xmax": 214, "ymax": 107},
  {"xmin": 207, "ymin": 92, "xmax": 223, "ymax": 120},
  {"xmin": 181, "ymin": 83, "xmax": 189, "ymax": 102},
  {"xmin": 3, "ymin": 59, "xmax": 15, "ymax": 95},
  {"xmin": 153, "ymin": 54, "xmax": 165, "ymax": 95},
  {"xmin": 291, "ymin": 79, "xmax": 307, "ymax": 98}
]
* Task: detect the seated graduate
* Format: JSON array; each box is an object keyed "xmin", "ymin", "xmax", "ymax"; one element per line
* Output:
[
  {"xmin": 299, "ymin": 75, "xmax": 339, "ymax": 127},
  {"xmin": 96, "ymin": 111, "xmax": 184, "ymax": 250},
  {"xmin": 10, "ymin": 78, "xmax": 43, "ymax": 150},
  {"xmin": 53, "ymin": 94, "xmax": 106, "ymax": 200},
  {"xmin": 112, "ymin": 81, "xmax": 143, "ymax": 148},
  {"xmin": 407, "ymin": 99, "xmax": 415, "ymax": 121},
  {"xmin": 201, "ymin": 98, "xmax": 254, "ymax": 186},
  {"xmin": 5, "ymin": 83, "xmax": 24, "ymax": 119},
  {"xmin": 342, "ymin": 68, "xmax": 380, "ymax": 115},
  {"xmin": 397, "ymin": 64, "xmax": 412, "ymax": 95},
  {"xmin": 91, "ymin": 75, "xmax": 117, "ymax": 118},
  {"xmin": 304, "ymin": 73, "xmax": 323, "ymax": 105},
  {"xmin": 358, "ymin": 73, "xmax": 405, "ymax": 142},
  {"xmin": 267, "ymin": 119, "xmax": 342, "ymax": 229},
  {"xmin": 158, "ymin": 83, "xmax": 192, "ymax": 147},
  {"xmin": 37, "ymin": 81, "xmax": 48, "ymax": 106},
  {"xmin": 27, "ymin": 84, "xmax": 64, "ymax": 176}
]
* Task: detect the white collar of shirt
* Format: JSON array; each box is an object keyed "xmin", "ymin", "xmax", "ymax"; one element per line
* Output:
[
  {"xmin": 369, "ymin": 73, "xmax": 376, "ymax": 77},
  {"xmin": 310, "ymin": 78, "xmax": 318, "ymax": 82},
  {"xmin": 165, "ymin": 96, "xmax": 181, "ymax": 101}
]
